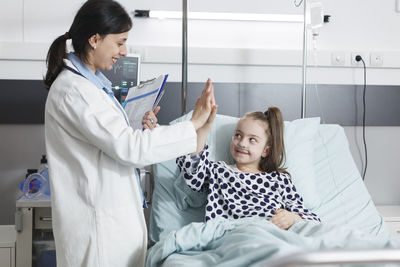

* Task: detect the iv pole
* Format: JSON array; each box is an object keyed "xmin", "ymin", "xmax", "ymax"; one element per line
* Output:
[
  {"xmin": 301, "ymin": 0, "xmax": 308, "ymax": 119},
  {"xmin": 181, "ymin": 0, "xmax": 188, "ymax": 115}
]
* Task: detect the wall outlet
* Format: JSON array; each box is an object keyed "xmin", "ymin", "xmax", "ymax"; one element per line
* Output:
[
  {"xmin": 331, "ymin": 51, "xmax": 345, "ymax": 66},
  {"xmin": 370, "ymin": 52, "xmax": 384, "ymax": 67},
  {"xmin": 351, "ymin": 52, "xmax": 367, "ymax": 66}
]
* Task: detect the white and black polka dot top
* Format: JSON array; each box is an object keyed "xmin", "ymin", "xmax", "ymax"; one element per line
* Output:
[{"xmin": 177, "ymin": 145, "xmax": 320, "ymax": 222}]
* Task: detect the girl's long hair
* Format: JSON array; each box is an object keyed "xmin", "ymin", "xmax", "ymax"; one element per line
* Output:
[{"xmin": 245, "ymin": 106, "xmax": 287, "ymax": 174}]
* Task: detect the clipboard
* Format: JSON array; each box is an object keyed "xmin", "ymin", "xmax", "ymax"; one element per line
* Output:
[{"xmin": 123, "ymin": 74, "xmax": 168, "ymax": 130}]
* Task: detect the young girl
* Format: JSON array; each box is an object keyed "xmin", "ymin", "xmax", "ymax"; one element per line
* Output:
[{"xmin": 177, "ymin": 106, "xmax": 320, "ymax": 230}]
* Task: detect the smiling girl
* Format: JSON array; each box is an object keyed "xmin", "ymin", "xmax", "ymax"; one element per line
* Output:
[{"xmin": 177, "ymin": 106, "xmax": 320, "ymax": 230}]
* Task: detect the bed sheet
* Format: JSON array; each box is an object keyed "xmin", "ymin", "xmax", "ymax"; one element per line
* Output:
[{"xmin": 146, "ymin": 217, "xmax": 399, "ymax": 267}]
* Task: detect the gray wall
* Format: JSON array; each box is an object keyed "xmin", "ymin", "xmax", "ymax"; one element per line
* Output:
[
  {"xmin": 4, "ymin": 80, "xmax": 400, "ymax": 126},
  {"xmin": 157, "ymin": 82, "xmax": 400, "ymax": 126}
]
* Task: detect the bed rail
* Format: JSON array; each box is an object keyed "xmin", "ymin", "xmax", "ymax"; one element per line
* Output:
[
  {"xmin": 137, "ymin": 167, "xmax": 153, "ymax": 205},
  {"xmin": 265, "ymin": 249, "xmax": 400, "ymax": 267}
]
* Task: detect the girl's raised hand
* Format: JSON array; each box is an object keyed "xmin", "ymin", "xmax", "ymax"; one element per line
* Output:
[{"xmin": 190, "ymin": 78, "xmax": 217, "ymax": 130}]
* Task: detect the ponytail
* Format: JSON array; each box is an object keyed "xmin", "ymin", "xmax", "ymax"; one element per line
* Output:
[
  {"xmin": 262, "ymin": 107, "xmax": 287, "ymax": 173},
  {"xmin": 44, "ymin": 34, "xmax": 69, "ymax": 89},
  {"xmin": 244, "ymin": 106, "xmax": 287, "ymax": 174}
]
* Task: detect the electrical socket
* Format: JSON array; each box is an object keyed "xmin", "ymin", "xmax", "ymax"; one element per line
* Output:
[
  {"xmin": 351, "ymin": 52, "xmax": 367, "ymax": 66},
  {"xmin": 331, "ymin": 51, "xmax": 345, "ymax": 66},
  {"xmin": 370, "ymin": 52, "xmax": 384, "ymax": 67}
]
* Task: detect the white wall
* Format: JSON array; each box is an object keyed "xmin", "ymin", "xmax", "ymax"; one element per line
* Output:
[
  {"xmin": 0, "ymin": 0, "xmax": 400, "ymax": 224},
  {"xmin": 2, "ymin": 0, "xmax": 400, "ymax": 83}
]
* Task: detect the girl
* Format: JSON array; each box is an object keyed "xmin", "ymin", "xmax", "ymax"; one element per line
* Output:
[{"xmin": 177, "ymin": 107, "xmax": 320, "ymax": 230}]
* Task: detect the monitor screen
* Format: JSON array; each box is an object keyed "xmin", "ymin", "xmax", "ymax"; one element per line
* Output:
[{"xmin": 102, "ymin": 55, "xmax": 140, "ymax": 104}]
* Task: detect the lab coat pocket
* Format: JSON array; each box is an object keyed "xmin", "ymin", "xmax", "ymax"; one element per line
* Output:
[{"xmin": 96, "ymin": 206, "xmax": 147, "ymax": 267}]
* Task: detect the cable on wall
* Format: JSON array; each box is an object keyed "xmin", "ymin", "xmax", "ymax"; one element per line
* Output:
[
  {"xmin": 294, "ymin": 0, "xmax": 304, "ymax": 8},
  {"xmin": 355, "ymin": 55, "xmax": 368, "ymax": 181}
]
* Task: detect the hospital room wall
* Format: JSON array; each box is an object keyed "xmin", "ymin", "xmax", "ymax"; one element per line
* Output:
[{"xmin": 0, "ymin": 0, "xmax": 400, "ymax": 225}]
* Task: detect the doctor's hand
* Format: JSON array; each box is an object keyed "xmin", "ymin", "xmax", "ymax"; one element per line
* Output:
[
  {"xmin": 142, "ymin": 106, "xmax": 160, "ymax": 130},
  {"xmin": 190, "ymin": 78, "xmax": 217, "ymax": 131},
  {"xmin": 270, "ymin": 209, "xmax": 302, "ymax": 230}
]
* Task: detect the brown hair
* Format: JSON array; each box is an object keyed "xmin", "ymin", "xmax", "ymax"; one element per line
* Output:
[
  {"xmin": 244, "ymin": 106, "xmax": 287, "ymax": 174},
  {"xmin": 44, "ymin": 0, "xmax": 132, "ymax": 89}
]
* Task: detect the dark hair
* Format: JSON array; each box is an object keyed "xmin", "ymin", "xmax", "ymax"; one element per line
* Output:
[
  {"xmin": 44, "ymin": 0, "xmax": 132, "ymax": 89},
  {"xmin": 244, "ymin": 106, "xmax": 287, "ymax": 174}
]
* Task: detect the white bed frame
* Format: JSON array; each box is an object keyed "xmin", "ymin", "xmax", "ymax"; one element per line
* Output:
[{"xmin": 267, "ymin": 249, "xmax": 400, "ymax": 266}]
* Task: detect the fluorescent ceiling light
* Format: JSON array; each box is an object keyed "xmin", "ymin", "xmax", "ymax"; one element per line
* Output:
[{"xmin": 134, "ymin": 10, "xmax": 304, "ymax": 23}]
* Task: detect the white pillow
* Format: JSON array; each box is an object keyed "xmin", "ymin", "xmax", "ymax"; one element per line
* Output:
[{"xmin": 284, "ymin": 117, "xmax": 321, "ymax": 210}]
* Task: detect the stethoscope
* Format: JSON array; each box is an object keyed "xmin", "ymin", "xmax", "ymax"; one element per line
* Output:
[{"xmin": 64, "ymin": 65, "xmax": 130, "ymax": 126}]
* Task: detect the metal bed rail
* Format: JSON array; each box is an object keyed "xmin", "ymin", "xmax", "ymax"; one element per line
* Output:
[
  {"xmin": 265, "ymin": 249, "xmax": 400, "ymax": 267},
  {"xmin": 138, "ymin": 167, "xmax": 153, "ymax": 206}
]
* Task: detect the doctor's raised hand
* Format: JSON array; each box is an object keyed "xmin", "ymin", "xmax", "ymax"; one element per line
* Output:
[{"xmin": 42, "ymin": 1, "xmax": 216, "ymax": 267}]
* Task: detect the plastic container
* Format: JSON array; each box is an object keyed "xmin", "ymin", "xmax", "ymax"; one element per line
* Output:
[
  {"xmin": 18, "ymin": 155, "xmax": 51, "ymax": 199},
  {"xmin": 19, "ymin": 169, "xmax": 38, "ymax": 193},
  {"xmin": 22, "ymin": 173, "xmax": 49, "ymax": 199}
]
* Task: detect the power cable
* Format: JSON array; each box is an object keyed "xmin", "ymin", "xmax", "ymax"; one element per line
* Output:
[{"xmin": 355, "ymin": 55, "xmax": 368, "ymax": 180}]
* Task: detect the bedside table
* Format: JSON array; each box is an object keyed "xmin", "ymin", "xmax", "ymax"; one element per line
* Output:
[
  {"xmin": 376, "ymin": 205, "xmax": 400, "ymax": 238},
  {"xmin": 0, "ymin": 225, "xmax": 16, "ymax": 267},
  {"xmin": 15, "ymin": 197, "xmax": 53, "ymax": 267}
]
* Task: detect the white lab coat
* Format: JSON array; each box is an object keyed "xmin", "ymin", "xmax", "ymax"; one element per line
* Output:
[{"xmin": 45, "ymin": 59, "xmax": 197, "ymax": 267}]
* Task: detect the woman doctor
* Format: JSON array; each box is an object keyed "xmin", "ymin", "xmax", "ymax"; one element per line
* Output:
[{"xmin": 43, "ymin": 0, "xmax": 217, "ymax": 266}]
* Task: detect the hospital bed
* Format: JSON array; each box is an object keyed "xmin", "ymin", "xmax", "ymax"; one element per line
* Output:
[{"xmin": 143, "ymin": 113, "xmax": 400, "ymax": 266}]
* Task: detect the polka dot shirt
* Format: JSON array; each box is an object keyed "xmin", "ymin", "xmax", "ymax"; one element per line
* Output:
[{"xmin": 177, "ymin": 145, "xmax": 320, "ymax": 222}]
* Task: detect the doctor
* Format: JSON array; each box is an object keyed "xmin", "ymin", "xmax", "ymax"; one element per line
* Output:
[{"xmin": 43, "ymin": 0, "xmax": 217, "ymax": 266}]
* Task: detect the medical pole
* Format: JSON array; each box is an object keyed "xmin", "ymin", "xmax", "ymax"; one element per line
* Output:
[
  {"xmin": 182, "ymin": 0, "xmax": 188, "ymax": 115},
  {"xmin": 301, "ymin": 0, "xmax": 307, "ymax": 119}
]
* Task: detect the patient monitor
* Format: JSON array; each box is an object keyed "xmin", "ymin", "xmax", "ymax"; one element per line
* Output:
[{"xmin": 102, "ymin": 54, "xmax": 140, "ymax": 104}]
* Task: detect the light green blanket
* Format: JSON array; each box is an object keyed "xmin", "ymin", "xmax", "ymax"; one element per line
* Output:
[{"xmin": 146, "ymin": 218, "xmax": 399, "ymax": 267}]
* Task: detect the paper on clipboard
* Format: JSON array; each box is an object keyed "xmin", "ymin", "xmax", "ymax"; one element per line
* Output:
[{"xmin": 123, "ymin": 74, "xmax": 168, "ymax": 130}]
